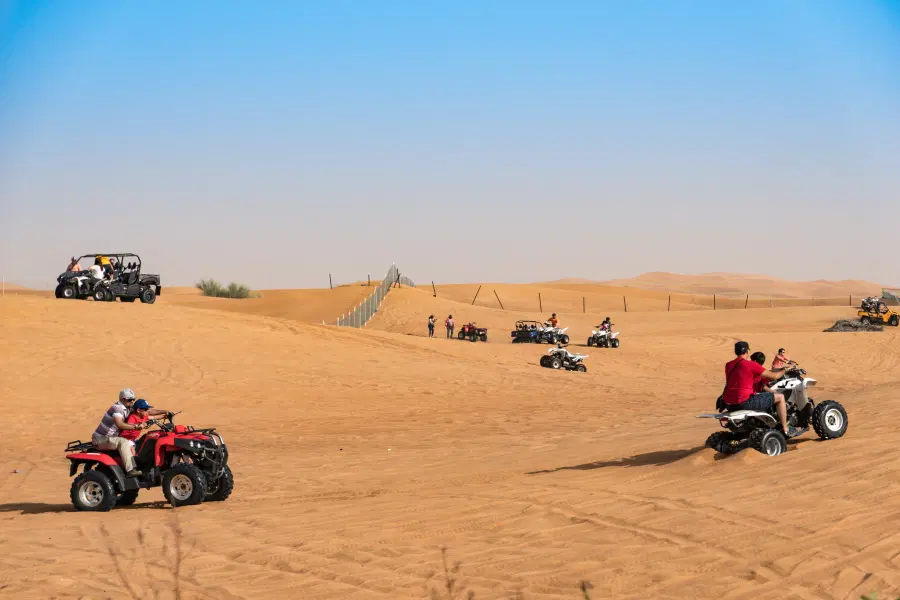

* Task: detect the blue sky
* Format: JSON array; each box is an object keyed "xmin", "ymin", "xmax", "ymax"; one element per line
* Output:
[{"xmin": 1, "ymin": 0, "xmax": 899, "ymax": 289}]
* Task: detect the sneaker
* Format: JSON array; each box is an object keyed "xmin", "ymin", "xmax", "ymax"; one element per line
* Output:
[
  {"xmin": 125, "ymin": 469, "xmax": 143, "ymax": 477},
  {"xmin": 785, "ymin": 426, "xmax": 808, "ymax": 439}
]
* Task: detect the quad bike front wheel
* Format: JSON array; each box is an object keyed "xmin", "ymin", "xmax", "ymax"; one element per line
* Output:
[
  {"xmin": 558, "ymin": 334, "xmax": 570, "ymax": 345},
  {"xmin": 60, "ymin": 284, "xmax": 76, "ymax": 300},
  {"xmin": 205, "ymin": 465, "xmax": 234, "ymax": 502},
  {"xmin": 140, "ymin": 287, "xmax": 156, "ymax": 304},
  {"xmin": 162, "ymin": 465, "xmax": 208, "ymax": 507},
  {"xmin": 458, "ymin": 331, "xmax": 465, "ymax": 340},
  {"xmin": 811, "ymin": 400, "xmax": 848, "ymax": 440},
  {"xmin": 586, "ymin": 338, "xmax": 593, "ymax": 346},
  {"xmin": 549, "ymin": 357, "xmax": 561, "ymax": 369},
  {"xmin": 479, "ymin": 334, "xmax": 487, "ymax": 342},
  {"xmin": 70, "ymin": 470, "xmax": 117, "ymax": 512},
  {"xmin": 890, "ymin": 315, "xmax": 899, "ymax": 327},
  {"xmin": 575, "ymin": 364, "xmax": 587, "ymax": 372},
  {"xmin": 116, "ymin": 489, "xmax": 140, "ymax": 506},
  {"xmin": 749, "ymin": 429, "xmax": 787, "ymax": 456},
  {"xmin": 611, "ymin": 338, "xmax": 620, "ymax": 348}
]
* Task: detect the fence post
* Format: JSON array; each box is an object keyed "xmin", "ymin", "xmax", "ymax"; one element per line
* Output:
[
  {"xmin": 432, "ymin": 281, "xmax": 437, "ymax": 297},
  {"xmin": 494, "ymin": 289, "xmax": 505, "ymax": 310},
  {"xmin": 471, "ymin": 285, "xmax": 482, "ymax": 305},
  {"xmin": 623, "ymin": 296, "xmax": 627, "ymax": 313},
  {"xmin": 539, "ymin": 293, "xmax": 542, "ymax": 312},
  {"xmin": 368, "ymin": 274, "xmax": 370, "ymax": 287},
  {"xmin": 329, "ymin": 274, "xmax": 333, "ymax": 289},
  {"xmin": 713, "ymin": 294, "xmax": 716, "ymax": 310},
  {"xmin": 849, "ymin": 295, "xmax": 852, "ymax": 307},
  {"xmin": 582, "ymin": 296, "xmax": 585, "ymax": 313},
  {"xmin": 745, "ymin": 294, "xmax": 749, "ymax": 309},
  {"xmin": 668, "ymin": 295, "xmax": 671, "ymax": 312}
]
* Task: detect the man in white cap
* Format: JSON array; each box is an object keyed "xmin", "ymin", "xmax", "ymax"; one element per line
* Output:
[{"xmin": 91, "ymin": 388, "xmax": 148, "ymax": 477}]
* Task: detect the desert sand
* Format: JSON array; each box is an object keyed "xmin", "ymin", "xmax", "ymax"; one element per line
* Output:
[{"xmin": 1, "ymin": 274, "xmax": 899, "ymax": 599}]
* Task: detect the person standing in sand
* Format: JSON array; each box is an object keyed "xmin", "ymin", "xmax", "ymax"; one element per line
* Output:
[
  {"xmin": 427, "ymin": 315, "xmax": 435, "ymax": 337},
  {"xmin": 445, "ymin": 314, "xmax": 454, "ymax": 338}
]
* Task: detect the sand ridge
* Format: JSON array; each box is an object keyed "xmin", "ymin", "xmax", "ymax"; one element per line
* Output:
[{"xmin": 1, "ymin": 275, "xmax": 900, "ymax": 599}]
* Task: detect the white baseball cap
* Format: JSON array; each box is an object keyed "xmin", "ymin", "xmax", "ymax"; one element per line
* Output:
[{"xmin": 119, "ymin": 388, "xmax": 136, "ymax": 401}]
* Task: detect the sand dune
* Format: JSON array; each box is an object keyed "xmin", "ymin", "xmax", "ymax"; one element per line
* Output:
[
  {"xmin": 598, "ymin": 271, "xmax": 890, "ymax": 299},
  {"xmin": 2, "ymin": 281, "xmax": 900, "ymax": 599}
]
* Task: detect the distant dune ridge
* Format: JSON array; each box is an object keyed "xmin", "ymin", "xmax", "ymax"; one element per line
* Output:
[{"xmin": 550, "ymin": 271, "xmax": 891, "ymax": 299}]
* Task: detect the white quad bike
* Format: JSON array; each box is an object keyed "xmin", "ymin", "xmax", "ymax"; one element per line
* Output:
[
  {"xmin": 539, "ymin": 345, "xmax": 588, "ymax": 372},
  {"xmin": 536, "ymin": 323, "xmax": 569, "ymax": 345},
  {"xmin": 697, "ymin": 363, "xmax": 848, "ymax": 456},
  {"xmin": 587, "ymin": 327, "xmax": 620, "ymax": 348}
]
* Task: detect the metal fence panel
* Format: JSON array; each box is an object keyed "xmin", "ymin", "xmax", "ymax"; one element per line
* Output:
[{"xmin": 334, "ymin": 263, "xmax": 415, "ymax": 328}]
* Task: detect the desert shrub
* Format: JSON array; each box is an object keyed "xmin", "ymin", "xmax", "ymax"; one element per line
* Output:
[{"xmin": 196, "ymin": 279, "xmax": 256, "ymax": 299}]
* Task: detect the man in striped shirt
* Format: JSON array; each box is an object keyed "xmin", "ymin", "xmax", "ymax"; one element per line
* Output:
[{"xmin": 91, "ymin": 388, "xmax": 148, "ymax": 477}]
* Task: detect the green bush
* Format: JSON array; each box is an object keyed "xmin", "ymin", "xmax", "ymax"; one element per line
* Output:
[{"xmin": 196, "ymin": 279, "xmax": 256, "ymax": 299}]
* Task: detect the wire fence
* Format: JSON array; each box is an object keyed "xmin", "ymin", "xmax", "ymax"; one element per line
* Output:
[{"xmin": 335, "ymin": 263, "xmax": 415, "ymax": 327}]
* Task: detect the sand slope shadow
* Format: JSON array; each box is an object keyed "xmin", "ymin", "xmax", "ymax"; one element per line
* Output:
[
  {"xmin": 527, "ymin": 446, "xmax": 704, "ymax": 475},
  {"xmin": 0, "ymin": 501, "xmax": 169, "ymax": 515}
]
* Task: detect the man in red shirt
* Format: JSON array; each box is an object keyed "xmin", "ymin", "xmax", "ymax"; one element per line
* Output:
[{"xmin": 723, "ymin": 341, "xmax": 803, "ymax": 437}]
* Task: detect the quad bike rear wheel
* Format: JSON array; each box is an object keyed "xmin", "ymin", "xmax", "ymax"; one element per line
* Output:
[
  {"xmin": 205, "ymin": 465, "xmax": 234, "ymax": 502},
  {"xmin": 140, "ymin": 287, "xmax": 156, "ymax": 304},
  {"xmin": 162, "ymin": 464, "xmax": 208, "ymax": 507},
  {"xmin": 890, "ymin": 315, "xmax": 899, "ymax": 327},
  {"xmin": 749, "ymin": 429, "xmax": 787, "ymax": 456},
  {"xmin": 539, "ymin": 356, "xmax": 550, "ymax": 367},
  {"xmin": 586, "ymin": 338, "xmax": 593, "ymax": 346},
  {"xmin": 71, "ymin": 470, "xmax": 117, "ymax": 512},
  {"xmin": 860, "ymin": 316, "xmax": 872, "ymax": 325},
  {"xmin": 116, "ymin": 489, "xmax": 140, "ymax": 506},
  {"xmin": 811, "ymin": 400, "xmax": 848, "ymax": 440},
  {"xmin": 705, "ymin": 431, "xmax": 739, "ymax": 455}
]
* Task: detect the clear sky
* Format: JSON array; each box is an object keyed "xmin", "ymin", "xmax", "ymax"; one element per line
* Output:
[{"xmin": 2, "ymin": 1, "xmax": 899, "ymax": 290}]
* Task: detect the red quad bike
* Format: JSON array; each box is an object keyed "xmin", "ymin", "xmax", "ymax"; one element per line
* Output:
[
  {"xmin": 457, "ymin": 322, "xmax": 488, "ymax": 342},
  {"xmin": 65, "ymin": 411, "xmax": 233, "ymax": 511}
]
